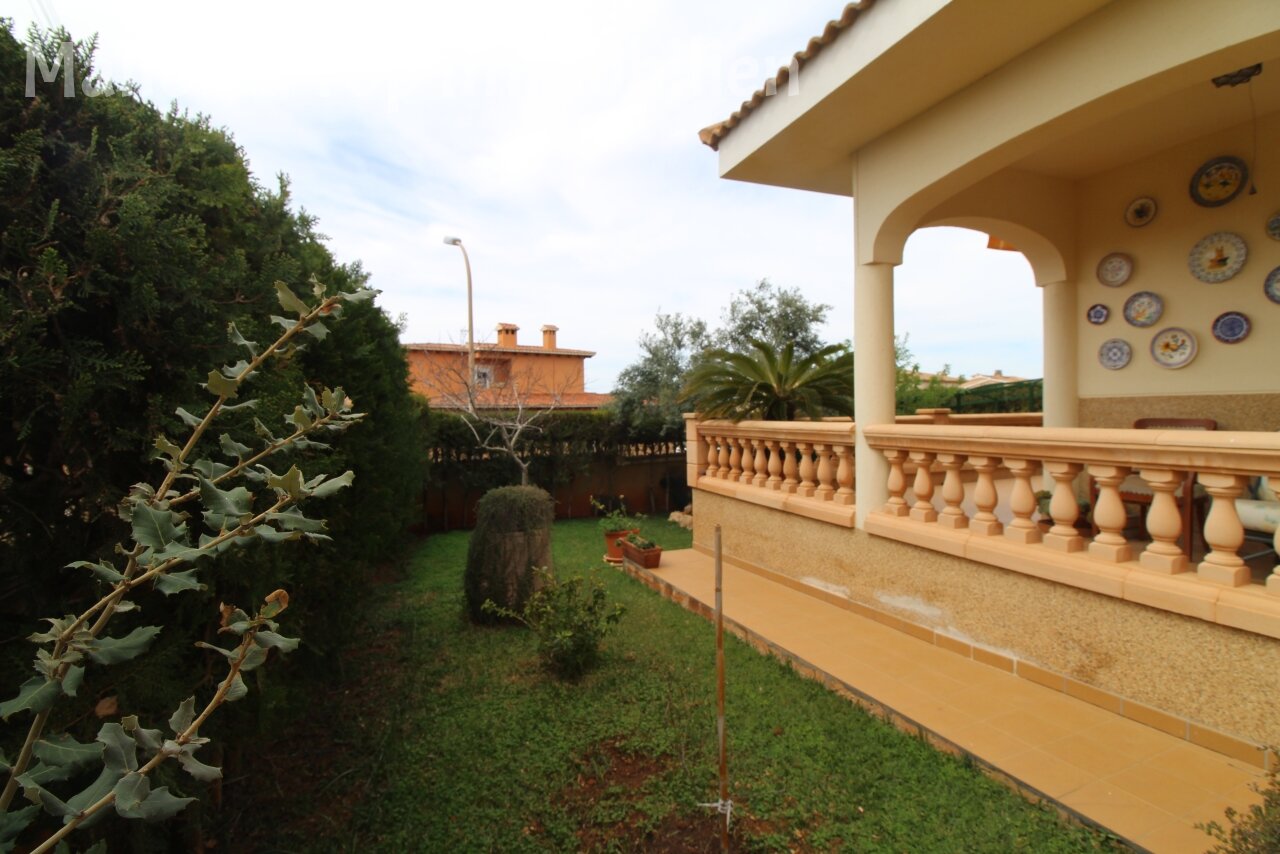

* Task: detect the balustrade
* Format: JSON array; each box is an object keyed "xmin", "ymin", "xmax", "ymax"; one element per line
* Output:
[
  {"xmin": 860, "ymin": 424, "xmax": 1280, "ymax": 632},
  {"xmin": 684, "ymin": 418, "xmax": 858, "ymax": 524}
]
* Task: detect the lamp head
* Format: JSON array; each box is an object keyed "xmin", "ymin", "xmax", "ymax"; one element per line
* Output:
[{"xmin": 443, "ymin": 236, "xmax": 462, "ymax": 246}]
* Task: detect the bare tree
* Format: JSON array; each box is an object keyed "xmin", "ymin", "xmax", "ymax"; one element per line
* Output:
[{"xmin": 413, "ymin": 344, "xmax": 577, "ymax": 486}]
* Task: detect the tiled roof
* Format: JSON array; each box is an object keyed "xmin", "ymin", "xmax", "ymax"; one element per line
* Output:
[
  {"xmin": 404, "ymin": 341, "xmax": 596, "ymax": 358},
  {"xmin": 429, "ymin": 391, "xmax": 613, "ymax": 411},
  {"xmin": 698, "ymin": 0, "xmax": 877, "ymax": 151}
]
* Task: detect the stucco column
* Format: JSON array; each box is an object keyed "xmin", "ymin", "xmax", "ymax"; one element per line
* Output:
[
  {"xmin": 854, "ymin": 262, "xmax": 896, "ymax": 527},
  {"xmin": 1040, "ymin": 280, "xmax": 1078, "ymax": 428}
]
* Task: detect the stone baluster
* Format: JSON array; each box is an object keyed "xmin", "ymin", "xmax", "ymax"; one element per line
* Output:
[
  {"xmin": 688, "ymin": 424, "xmax": 707, "ymax": 486},
  {"xmin": 1087, "ymin": 464, "xmax": 1132, "ymax": 562},
  {"xmin": 1003, "ymin": 458, "xmax": 1041, "ymax": 544},
  {"xmin": 1043, "ymin": 461, "xmax": 1084, "ymax": 553},
  {"xmin": 704, "ymin": 434, "xmax": 720, "ymax": 478},
  {"xmin": 766, "ymin": 440, "xmax": 783, "ymax": 490},
  {"xmin": 936, "ymin": 453, "xmax": 969, "ymax": 530},
  {"xmin": 1197, "ymin": 473, "xmax": 1249, "ymax": 586},
  {"xmin": 909, "ymin": 451, "xmax": 938, "ymax": 523},
  {"xmin": 884, "ymin": 449, "xmax": 909, "ymax": 516},
  {"xmin": 797, "ymin": 442, "xmax": 816, "ymax": 497},
  {"xmin": 738, "ymin": 438, "xmax": 756, "ymax": 485},
  {"xmin": 967, "ymin": 456, "xmax": 1002, "ymax": 536},
  {"xmin": 752, "ymin": 440, "xmax": 768, "ymax": 488},
  {"xmin": 834, "ymin": 444, "xmax": 854, "ymax": 506},
  {"xmin": 815, "ymin": 444, "xmax": 836, "ymax": 501},
  {"xmin": 717, "ymin": 434, "xmax": 731, "ymax": 480},
  {"xmin": 727, "ymin": 437, "xmax": 742, "ymax": 481},
  {"xmin": 1138, "ymin": 468, "xmax": 1189, "ymax": 573},
  {"xmin": 780, "ymin": 441, "xmax": 799, "ymax": 494}
]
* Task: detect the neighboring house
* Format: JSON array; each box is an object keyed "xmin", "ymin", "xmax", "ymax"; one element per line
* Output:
[
  {"xmin": 406, "ymin": 323, "xmax": 613, "ymax": 410},
  {"xmin": 915, "ymin": 369, "xmax": 1027, "ymax": 391},
  {"xmin": 691, "ymin": 0, "xmax": 1280, "ymax": 766}
]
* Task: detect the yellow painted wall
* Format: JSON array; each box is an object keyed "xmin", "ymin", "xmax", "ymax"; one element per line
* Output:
[{"xmin": 1077, "ymin": 112, "xmax": 1280, "ymax": 398}]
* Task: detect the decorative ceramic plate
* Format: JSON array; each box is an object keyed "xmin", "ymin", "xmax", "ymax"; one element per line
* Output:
[
  {"xmin": 1098, "ymin": 338, "xmax": 1132, "ymax": 370},
  {"xmin": 1150, "ymin": 327, "xmax": 1197, "ymax": 369},
  {"xmin": 1188, "ymin": 232, "xmax": 1247, "ymax": 283},
  {"xmin": 1267, "ymin": 211, "xmax": 1280, "ymax": 241},
  {"xmin": 1265, "ymin": 266, "xmax": 1280, "ymax": 304},
  {"xmin": 1096, "ymin": 252, "xmax": 1134, "ymax": 287},
  {"xmin": 1190, "ymin": 155, "xmax": 1248, "ymax": 207},
  {"xmin": 1211, "ymin": 311, "xmax": 1250, "ymax": 344},
  {"xmin": 1123, "ymin": 291, "xmax": 1163, "ymax": 327},
  {"xmin": 1087, "ymin": 304, "xmax": 1109, "ymax": 325},
  {"xmin": 1124, "ymin": 196, "xmax": 1157, "ymax": 227}
]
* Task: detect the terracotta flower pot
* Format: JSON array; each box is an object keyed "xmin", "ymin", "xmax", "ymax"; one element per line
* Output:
[
  {"xmin": 603, "ymin": 528, "xmax": 639, "ymax": 564},
  {"xmin": 620, "ymin": 540, "xmax": 663, "ymax": 569}
]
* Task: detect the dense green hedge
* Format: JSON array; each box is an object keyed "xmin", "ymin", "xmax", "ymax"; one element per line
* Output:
[
  {"xmin": 0, "ymin": 24, "xmax": 424, "ymax": 846},
  {"xmin": 949, "ymin": 379, "xmax": 1043, "ymax": 414}
]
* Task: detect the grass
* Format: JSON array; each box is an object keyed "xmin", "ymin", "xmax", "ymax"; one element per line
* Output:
[{"xmin": 289, "ymin": 518, "xmax": 1122, "ymax": 852}]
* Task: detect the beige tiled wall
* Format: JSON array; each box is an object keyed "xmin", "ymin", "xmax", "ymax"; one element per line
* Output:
[{"xmin": 1079, "ymin": 392, "xmax": 1280, "ymax": 432}]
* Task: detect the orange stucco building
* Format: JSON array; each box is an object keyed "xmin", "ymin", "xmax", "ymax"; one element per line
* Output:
[{"xmin": 405, "ymin": 323, "xmax": 612, "ymax": 410}]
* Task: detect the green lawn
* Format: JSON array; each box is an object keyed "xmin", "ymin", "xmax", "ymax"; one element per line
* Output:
[{"xmin": 337, "ymin": 517, "xmax": 1120, "ymax": 852}]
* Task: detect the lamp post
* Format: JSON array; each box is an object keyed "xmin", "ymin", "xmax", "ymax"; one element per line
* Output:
[{"xmin": 443, "ymin": 236, "xmax": 475, "ymax": 391}]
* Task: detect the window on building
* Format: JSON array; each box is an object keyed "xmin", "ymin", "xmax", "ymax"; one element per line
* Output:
[{"xmin": 474, "ymin": 365, "xmax": 494, "ymax": 389}]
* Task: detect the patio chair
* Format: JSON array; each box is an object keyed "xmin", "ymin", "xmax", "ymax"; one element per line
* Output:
[
  {"xmin": 1237, "ymin": 478, "xmax": 1279, "ymax": 565},
  {"xmin": 1089, "ymin": 417, "xmax": 1217, "ymax": 556}
]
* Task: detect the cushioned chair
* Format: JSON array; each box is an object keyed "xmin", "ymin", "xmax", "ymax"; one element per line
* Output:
[
  {"xmin": 1089, "ymin": 417, "xmax": 1217, "ymax": 555},
  {"xmin": 1237, "ymin": 476, "xmax": 1279, "ymax": 564}
]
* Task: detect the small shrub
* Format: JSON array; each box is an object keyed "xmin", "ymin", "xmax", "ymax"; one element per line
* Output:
[
  {"xmin": 1200, "ymin": 748, "xmax": 1280, "ymax": 853},
  {"xmin": 590, "ymin": 494, "xmax": 640, "ymax": 533},
  {"xmin": 464, "ymin": 486, "xmax": 554, "ymax": 623},
  {"xmin": 619, "ymin": 532, "xmax": 656, "ymax": 549},
  {"xmin": 483, "ymin": 568, "xmax": 625, "ymax": 680}
]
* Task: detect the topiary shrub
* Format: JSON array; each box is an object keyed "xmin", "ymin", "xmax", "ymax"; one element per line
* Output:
[{"xmin": 465, "ymin": 486, "xmax": 554, "ymax": 623}]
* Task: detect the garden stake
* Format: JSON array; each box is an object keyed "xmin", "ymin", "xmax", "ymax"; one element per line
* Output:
[{"xmin": 698, "ymin": 524, "xmax": 733, "ymax": 850}]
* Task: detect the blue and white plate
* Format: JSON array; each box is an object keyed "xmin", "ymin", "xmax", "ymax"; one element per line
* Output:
[
  {"xmin": 1098, "ymin": 338, "xmax": 1131, "ymax": 370},
  {"xmin": 1087, "ymin": 304, "xmax": 1109, "ymax": 324},
  {"xmin": 1212, "ymin": 311, "xmax": 1250, "ymax": 344},
  {"xmin": 1266, "ymin": 266, "xmax": 1280, "ymax": 304}
]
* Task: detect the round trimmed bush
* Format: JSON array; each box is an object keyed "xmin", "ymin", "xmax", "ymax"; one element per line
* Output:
[{"xmin": 464, "ymin": 486, "xmax": 554, "ymax": 623}]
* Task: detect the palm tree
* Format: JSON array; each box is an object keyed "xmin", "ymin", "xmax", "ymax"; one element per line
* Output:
[{"xmin": 679, "ymin": 339, "xmax": 853, "ymax": 421}]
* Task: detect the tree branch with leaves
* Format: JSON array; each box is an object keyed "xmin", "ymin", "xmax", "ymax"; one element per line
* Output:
[{"xmin": 0, "ymin": 278, "xmax": 371, "ymax": 851}]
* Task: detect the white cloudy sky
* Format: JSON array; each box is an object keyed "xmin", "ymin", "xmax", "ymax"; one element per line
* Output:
[{"xmin": 14, "ymin": 0, "xmax": 1043, "ymax": 392}]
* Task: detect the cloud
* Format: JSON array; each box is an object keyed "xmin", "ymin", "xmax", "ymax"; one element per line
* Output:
[{"xmin": 15, "ymin": 0, "xmax": 1044, "ymax": 391}]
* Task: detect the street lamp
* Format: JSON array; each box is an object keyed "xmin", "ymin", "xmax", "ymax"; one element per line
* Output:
[{"xmin": 443, "ymin": 236, "xmax": 475, "ymax": 391}]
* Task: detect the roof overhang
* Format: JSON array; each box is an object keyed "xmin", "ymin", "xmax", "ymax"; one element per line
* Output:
[{"xmin": 709, "ymin": 0, "xmax": 1118, "ymax": 196}]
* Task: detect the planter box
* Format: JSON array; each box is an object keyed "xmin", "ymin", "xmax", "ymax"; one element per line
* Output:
[{"xmin": 620, "ymin": 540, "xmax": 663, "ymax": 569}]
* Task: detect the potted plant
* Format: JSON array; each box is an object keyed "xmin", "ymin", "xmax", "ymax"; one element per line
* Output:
[
  {"xmin": 591, "ymin": 495, "xmax": 639, "ymax": 564},
  {"xmin": 618, "ymin": 532, "xmax": 663, "ymax": 569}
]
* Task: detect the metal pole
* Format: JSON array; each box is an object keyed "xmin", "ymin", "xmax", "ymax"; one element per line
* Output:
[
  {"xmin": 459, "ymin": 243, "xmax": 475, "ymax": 388},
  {"xmin": 715, "ymin": 524, "xmax": 728, "ymax": 852}
]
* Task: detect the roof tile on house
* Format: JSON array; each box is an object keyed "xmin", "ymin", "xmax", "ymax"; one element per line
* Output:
[
  {"xmin": 698, "ymin": 0, "xmax": 877, "ymax": 151},
  {"xmin": 403, "ymin": 341, "xmax": 596, "ymax": 358}
]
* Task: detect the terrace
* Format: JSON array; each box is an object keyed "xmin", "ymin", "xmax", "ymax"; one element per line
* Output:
[{"xmin": 672, "ymin": 1, "xmax": 1280, "ymax": 849}]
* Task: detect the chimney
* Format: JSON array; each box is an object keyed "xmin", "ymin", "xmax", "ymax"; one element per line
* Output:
[
  {"xmin": 496, "ymin": 322, "xmax": 518, "ymax": 348},
  {"xmin": 541, "ymin": 324, "xmax": 558, "ymax": 350}
]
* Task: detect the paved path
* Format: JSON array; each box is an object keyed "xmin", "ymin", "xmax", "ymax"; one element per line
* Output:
[{"xmin": 634, "ymin": 549, "xmax": 1265, "ymax": 853}]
